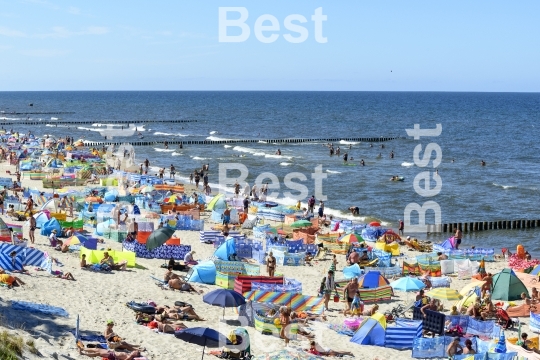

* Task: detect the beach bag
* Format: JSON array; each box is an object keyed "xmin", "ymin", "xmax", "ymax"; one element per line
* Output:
[{"xmin": 333, "ymin": 292, "xmax": 340, "ymax": 302}]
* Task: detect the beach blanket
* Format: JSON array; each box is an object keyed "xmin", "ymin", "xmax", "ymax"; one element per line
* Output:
[
  {"xmin": 357, "ymin": 285, "xmax": 393, "ymax": 303},
  {"xmin": 531, "ymin": 312, "xmax": 540, "ymax": 333},
  {"xmin": 516, "ymin": 272, "xmax": 540, "ymax": 291},
  {"xmin": 327, "ymin": 323, "xmax": 355, "ymax": 337},
  {"xmin": 12, "ymin": 301, "xmax": 69, "ymax": 317},
  {"xmin": 506, "ymin": 304, "xmax": 540, "ymax": 317}
]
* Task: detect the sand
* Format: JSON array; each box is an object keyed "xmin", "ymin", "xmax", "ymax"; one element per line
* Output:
[{"xmin": 0, "ymin": 159, "xmax": 534, "ymax": 360}]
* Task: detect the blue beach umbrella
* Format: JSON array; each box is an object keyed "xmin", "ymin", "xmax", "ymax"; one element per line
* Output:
[
  {"xmin": 175, "ymin": 327, "xmax": 230, "ymax": 360},
  {"xmin": 390, "ymin": 276, "xmax": 426, "ymax": 292},
  {"xmin": 203, "ymin": 289, "xmax": 246, "ymax": 319}
]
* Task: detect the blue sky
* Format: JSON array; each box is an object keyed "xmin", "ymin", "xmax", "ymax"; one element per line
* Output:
[{"xmin": 0, "ymin": 0, "xmax": 538, "ymax": 91}]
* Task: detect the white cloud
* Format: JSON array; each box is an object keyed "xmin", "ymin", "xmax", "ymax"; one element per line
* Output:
[
  {"xmin": 36, "ymin": 26, "xmax": 109, "ymax": 38},
  {"xmin": 19, "ymin": 49, "xmax": 69, "ymax": 57},
  {"xmin": 0, "ymin": 26, "xmax": 26, "ymax": 37}
]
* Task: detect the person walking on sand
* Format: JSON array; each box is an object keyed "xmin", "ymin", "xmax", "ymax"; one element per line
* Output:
[
  {"xmin": 189, "ymin": 172, "xmax": 193, "ymax": 184},
  {"xmin": 398, "ymin": 219, "xmax": 404, "ymax": 236},
  {"xmin": 320, "ymin": 270, "xmax": 336, "ymax": 311},
  {"xmin": 28, "ymin": 215, "xmax": 36, "ymax": 244},
  {"xmin": 267, "ymin": 251, "xmax": 276, "ymax": 277},
  {"xmin": 24, "ymin": 195, "xmax": 34, "ymax": 216}
]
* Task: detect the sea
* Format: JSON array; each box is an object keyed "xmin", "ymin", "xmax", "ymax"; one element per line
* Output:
[{"xmin": 1, "ymin": 91, "xmax": 539, "ymax": 254}]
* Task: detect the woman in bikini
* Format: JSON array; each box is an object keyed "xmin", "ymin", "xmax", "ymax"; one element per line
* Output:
[{"xmin": 78, "ymin": 347, "xmax": 142, "ymax": 360}]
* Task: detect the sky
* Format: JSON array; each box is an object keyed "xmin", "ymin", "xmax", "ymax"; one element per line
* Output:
[{"xmin": 0, "ymin": 0, "xmax": 539, "ymax": 91}]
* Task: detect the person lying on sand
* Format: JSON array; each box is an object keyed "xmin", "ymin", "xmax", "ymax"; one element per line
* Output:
[
  {"xmin": 155, "ymin": 306, "xmax": 205, "ymax": 321},
  {"xmin": 168, "ymin": 278, "xmax": 203, "ymax": 293},
  {"xmin": 146, "ymin": 320, "xmax": 187, "ymax": 333},
  {"xmin": 78, "ymin": 347, "xmax": 142, "ymax": 360},
  {"xmin": 55, "ymin": 271, "xmax": 75, "ymax": 280},
  {"xmin": 103, "ymin": 320, "xmax": 145, "ymax": 352},
  {"xmin": 0, "ymin": 272, "xmax": 26, "ymax": 287},
  {"xmin": 305, "ymin": 341, "xmax": 354, "ymax": 357}
]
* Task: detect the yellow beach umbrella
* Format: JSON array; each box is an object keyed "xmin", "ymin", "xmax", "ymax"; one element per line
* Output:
[
  {"xmin": 427, "ymin": 288, "xmax": 463, "ymax": 301},
  {"xmin": 63, "ymin": 236, "xmax": 81, "ymax": 247}
]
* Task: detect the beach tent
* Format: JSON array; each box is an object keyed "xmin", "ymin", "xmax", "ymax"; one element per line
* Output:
[
  {"xmin": 358, "ymin": 271, "xmax": 390, "ymax": 289},
  {"xmin": 214, "ymin": 238, "xmax": 236, "ymax": 261},
  {"xmin": 187, "ymin": 261, "xmax": 216, "ymax": 284},
  {"xmin": 342, "ymin": 263, "xmax": 362, "ymax": 280},
  {"xmin": 103, "ymin": 190, "xmax": 118, "ymax": 202},
  {"xmin": 491, "ymin": 268, "xmax": 529, "ymax": 301},
  {"xmin": 32, "ymin": 211, "xmax": 51, "ymax": 228},
  {"xmin": 350, "ymin": 318, "xmax": 386, "ymax": 346},
  {"xmin": 95, "ymin": 219, "xmax": 116, "ymax": 236},
  {"xmin": 374, "ymin": 241, "xmax": 400, "ymax": 256},
  {"xmin": 371, "ymin": 313, "xmax": 387, "ymax": 329},
  {"xmin": 207, "ymin": 194, "xmax": 226, "ymax": 211},
  {"xmin": 40, "ymin": 198, "xmax": 59, "ymax": 213},
  {"xmin": 40, "ymin": 218, "xmax": 62, "ymax": 236}
]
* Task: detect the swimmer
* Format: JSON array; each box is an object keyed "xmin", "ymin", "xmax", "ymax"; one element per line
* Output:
[
  {"xmin": 360, "ymin": 159, "xmax": 365, "ymax": 166},
  {"xmin": 481, "ymin": 160, "xmax": 486, "ymax": 166},
  {"xmin": 276, "ymin": 148, "xmax": 281, "ymax": 155}
]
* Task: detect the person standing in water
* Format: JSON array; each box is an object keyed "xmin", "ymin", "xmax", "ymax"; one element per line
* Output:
[
  {"xmin": 343, "ymin": 153, "xmax": 348, "ymax": 162},
  {"xmin": 276, "ymin": 149, "xmax": 281, "ymax": 155}
]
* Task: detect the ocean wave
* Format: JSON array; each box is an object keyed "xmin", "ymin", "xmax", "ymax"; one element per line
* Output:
[
  {"xmin": 206, "ymin": 136, "xmax": 234, "ymax": 141},
  {"xmin": 192, "ymin": 156, "xmax": 210, "ymax": 161},
  {"xmin": 77, "ymin": 126, "xmax": 101, "ymax": 132},
  {"xmin": 326, "ymin": 170, "xmax": 342, "ymax": 174},
  {"xmin": 172, "ymin": 152, "xmax": 182, "ymax": 156},
  {"xmin": 259, "ymin": 140, "xmax": 267, "ymax": 144},
  {"xmin": 224, "ymin": 145, "xmax": 232, "ymax": 148},
  {"xmin": 154, "ymin": 148, "xmax": 174, "ymax": 152},
  {"xmin": 340, "ymin": 140, "xmax": 360, "ymax": 145},
  {"xmin": 493, "ymin": 183, "xmax": 516, "ymax": 190},
  {"xmin": 401, "ymin": 162, "xmax": 414, "ymax": 167},
  {"xmin": 280, "ymin": 162, "xmax": 292, "ymax": 166},
  {"xmin": 154, "ymin": 131, "xmax": 188, "ymax": 137},
  {"xmin": 209, "ymin": 131, "xmax": 217, "ymax": 135},
  {"xmin": 233, "ymin": 146, "xmax": 257, "ymax": 154}
]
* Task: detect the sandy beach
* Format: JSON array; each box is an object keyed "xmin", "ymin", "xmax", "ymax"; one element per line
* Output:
[{"xmin": 0, "ymin": 157, "xmax": 537, "ymax": 360}]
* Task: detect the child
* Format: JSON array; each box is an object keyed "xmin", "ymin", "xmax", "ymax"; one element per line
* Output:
[
  {"xmin": 350, "ymin": 291, "xmax": 363, "ymax": 315},
  {"xmin": 329, "ymin": 254, "xmax": 337, "ymax": 272}
]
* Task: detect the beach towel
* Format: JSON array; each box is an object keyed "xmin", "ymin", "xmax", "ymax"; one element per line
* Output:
[
  {"xmin": 12, "ymin": 301, "xmax": 69, "ymax": 317},
  {"xmin": 506, "ymin": 304, "xmax": 539, "ymax": 317}
]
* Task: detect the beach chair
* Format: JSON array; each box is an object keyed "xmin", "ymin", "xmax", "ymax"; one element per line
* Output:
[{"xmin": 496, "ymin": 308, "xmax": 518, "ymax": 329}]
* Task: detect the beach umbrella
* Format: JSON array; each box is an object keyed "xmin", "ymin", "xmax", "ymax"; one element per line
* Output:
[
  {"xmin": 146, "ymin": 227, "xmax": 175, "ymax": 251},
  {"xmin": 290, "ymin": 220, "xmax": 312, "ymax": 228},
  {"xmin": 63, "ymin": 236, "xmax": 82, "ymax": 247},
  {"xmin": 203, "ymin": 289, "xmax": 246, "ymax": 319},
  {"xmin": 338, "ymin": 233, "xmax": 361, "ymax": 244},
  {"xmin": 175, "ymin": 327, "xmax": 230, "ymax": 360},
  {"xmin": 426, "ymin": 288, "xmax": 463, "ymax": 301},
  {"xmin": 390, "ymin": 276, "xmax": 426, "ymax": 292},
  {"xmin": 369, "ymin": 221, "xmax": 381, "ymax": 227}
]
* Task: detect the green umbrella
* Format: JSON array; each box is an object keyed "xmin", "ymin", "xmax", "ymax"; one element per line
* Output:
[
  {"xmin": 146, "ymin": 227, "xmax": 175, "ymax": 251},
  {"xmin": 290, "ymin": 220, "xmax": 313, "ymax": 228}
]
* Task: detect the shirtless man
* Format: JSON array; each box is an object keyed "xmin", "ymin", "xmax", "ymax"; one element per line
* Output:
[
  {"xmin": 103, "ymin": 320, "xmax": 144, "ymax": 352},
  {"xmin": 164, "ymin": 266, "xmax": 181, "ymax": 282},
  {"xmin": 168, "ymin": 278, "xmax": 203, "ymax": 294},
  {"xmin": 157, "ymin": 305, "xmax": 205, "ymax": 321},
  {"xmin": 447, "ymin": 337, "xmax": 463, "ymax": 358},
  {"xmin": 343, "ymin": 278, "xmax": 359, "ymax": 315}
]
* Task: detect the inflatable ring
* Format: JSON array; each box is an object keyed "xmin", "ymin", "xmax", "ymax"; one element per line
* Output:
[{"xmin": 126, "ymin": 302, "xmax": 156, "ymax": 314}]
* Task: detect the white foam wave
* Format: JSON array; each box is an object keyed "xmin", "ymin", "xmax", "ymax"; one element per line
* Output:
[
  {"xmin": 154, "ymin": 131, "xmax": 188, "ymax": 137},
  {"xmin": 280, "ymin": 162, "xmax": 292, "ymax": 166},
  {"xmin": 493, "ymin": 183, "xmax": 515, "ymax": 190},
  {"xmin": 77, "ymin": 126, "xmax": 101, "ymax": 132},
  {"xmin": 192, "ymin": 156, "xmax": 210, "ymax": 161},
  {"xmin": 172, "ymin": 152, "xmax": 182, "ymax": 156},
  {"xmin": 233, "ymin": 146, "xmax": 257, "ymax": 154},
  {"xmin": 340, "ymin": 140, "xmax": 359, "ymax": 145},
  {"xmin": 206, "ymin": 136, "xmax": 235, "ymax": 141},
  {"xmin": 258, "ymin": 140, "xmax": 267, "ymax": 144},
  {"xmin": 401, "ymin": 162, "xmax": 414, "ymax": 167},
  {"xmin": 209, "ymin": 131, "xmax": 217, "ymax": 135},
  {"xmin": 326, "ymin": 170, "xmax": 341, "ymax": 174},
  {"xmin": 154, "ymin": 148, "xmax": 174, "ymax": 152},
  {"xmin": 224, "ymin": 145, "xmax": 232, "ymax": 148}
]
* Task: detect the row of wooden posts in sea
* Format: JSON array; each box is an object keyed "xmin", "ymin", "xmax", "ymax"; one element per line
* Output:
[{"xmin": 427, "ymin": 219, "xmax": 540, "ymax": 233}]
